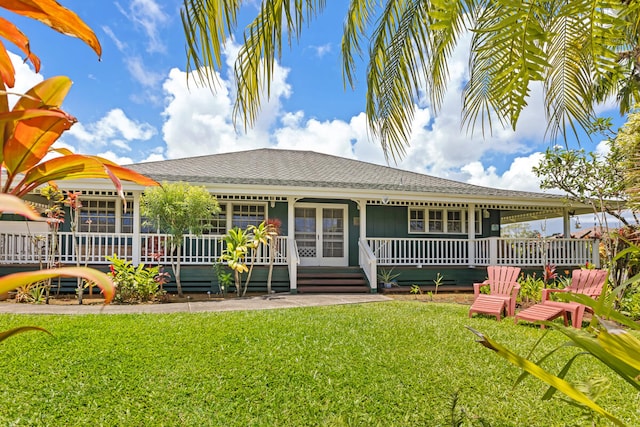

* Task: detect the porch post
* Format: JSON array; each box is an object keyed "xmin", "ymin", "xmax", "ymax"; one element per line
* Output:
[
  {"xmin": 562, "ymin": 208, "xmax": 571, "ymax": 238},
  {"xmin": 132, "ymin": 191, "xmax": 141, "ymax": 265},
  {"xmin": 467, "ymin": 204, "xmax": 476, "ymax": 267},
  {"xmin": 358, "ymin": 199, "xmax": 367, "ymax": 241},
  {"xmin": 288, "ymin": 197, "xmax": 297, "ymax": 293}
]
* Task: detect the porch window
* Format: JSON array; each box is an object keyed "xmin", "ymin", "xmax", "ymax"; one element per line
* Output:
[
  {"xmin": 429, "ymin": 210, "xmax": 443, "ymax": 232},
  {"xmin": 409, "ymin": 209, "xmax": 425, "ymax": 232},
  {"xmin": 79, "ymin": 199, "xmax": 133, "ymax": 233},
  {"xmin": 408, "ymin": 208, "xmax": 474, "ymax": 234},
  {"xmin": 200, "ymin": 204, "xmax": 226, "ymax": 235},
  {"xmin": 447, "ymin": 210, "xmax": 462, "ymax": 233},
  {"xmin": 231, "ymin": 204, "xmax": 265, "ymax": 229}
]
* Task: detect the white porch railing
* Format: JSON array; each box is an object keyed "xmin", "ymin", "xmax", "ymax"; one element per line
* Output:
[
  {"xmin": 288, "ymin": 239, "xmax": 300, "ymax": 292},
  {"xmin": 0, "ymin": 230, "xmax": 598, "ymax": 268},
  {"xmin": 0, "ymin": 232, "xmax": 289, "ymax": 266},
  {"xmin": 367, "ymin": 237, "xmax": 599, "ymax": 267},
  {"xmin": 358, "ymin": 238, "xmax": 377, "ymax": 291}
]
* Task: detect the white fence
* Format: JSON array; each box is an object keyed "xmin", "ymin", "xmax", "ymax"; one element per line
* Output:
[
  {"xmin": 367, "ymin": 237, "xmax": 599, "ymax": 267},
  {"xmin": 0, "ymin": 232, "xmax": 288, "ymax": 266},
  {"xmin": 0, "ymin": 231, "xmax": 598, "ymax": 268}
]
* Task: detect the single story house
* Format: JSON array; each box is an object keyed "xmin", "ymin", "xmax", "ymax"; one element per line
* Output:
[{"xmin": 1, "ymin": 148, "xmax": 597, "ymax": 294}]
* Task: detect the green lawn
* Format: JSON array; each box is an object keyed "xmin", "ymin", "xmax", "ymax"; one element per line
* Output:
[{"xmin": 0, "ymin": 301, "xmax": 637, "ymax": 426}]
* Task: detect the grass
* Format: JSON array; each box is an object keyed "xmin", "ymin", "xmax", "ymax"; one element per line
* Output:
[{"xmin": 0, "ymin": 301, "xmax": 637, "ymax": 426}]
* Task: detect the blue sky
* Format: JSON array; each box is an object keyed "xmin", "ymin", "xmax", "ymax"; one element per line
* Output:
[{"xmin": 1, "ymin": 0, "xmax": 624, "ymax": 219}]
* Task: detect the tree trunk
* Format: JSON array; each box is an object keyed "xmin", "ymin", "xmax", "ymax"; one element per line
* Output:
[{"xmin": 172, "ymin": 243, "xmax": 184, "ymax": 298}]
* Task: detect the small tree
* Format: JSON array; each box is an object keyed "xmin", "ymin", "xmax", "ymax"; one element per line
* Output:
[{"xmin": 141, "ymin": 182, "xmax": 220, "ymax": 297}]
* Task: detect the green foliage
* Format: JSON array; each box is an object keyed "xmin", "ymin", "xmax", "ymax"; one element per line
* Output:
[
  {"xmin": 141, "ymin": 181, "xmax": 220, "ymax": 239},
  {"xmin": 517, "ymin": 272, "xmax": 544, "ymax": 306},
  {"xmin": 14, "ymin": 282, "xmax": 47, "ymax": 304},
  {"xmin": 618, "ymin": 283, "xmax": 640, "ymax": 320},
  {"xmin": 141, "ymin": 181, "xmax": 220, "ymax": 296},
  {"xmin": 409, "ymin": 284, "xmax": 422, "ymax": 299},
  {"xmin": 213, "ymin": 263, "xmax": 233, "ymax": 296},
  {"xmin": 377, "ymin": 268, "xmax": 400, "ymax": 284},
  {"xmin": 106, "ymin": 254, "xmax": 168, "ymax": 303},
  {"xmin": 220, "ymin": 222, "xmax": 274, "ymax": 297}
]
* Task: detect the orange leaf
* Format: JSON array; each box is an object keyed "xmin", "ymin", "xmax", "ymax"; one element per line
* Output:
[
  {"xmin": 13, "ymin": 154, "xmax": 159, "ymax": 196},
  {"xmin": 0, "ymin": 16, "xmax": 40, "ymax": 72},
  {"xmin": 0, "ymin": 38, "xmax": 14, "ymax": 87},
  {"xmin": 3, "ymin": 115, "xmax": 71, "ymax": 175},
  {"xmin": 0, "ymin": 267, "xmax": 114, "ymax": 303},
  {"xmin": 0, "ymin": 193, "xmax": 43, "ymax": 220},
  {"xmin": 0, "ymin": 0, "xmax": 101, "ymax": 58}
]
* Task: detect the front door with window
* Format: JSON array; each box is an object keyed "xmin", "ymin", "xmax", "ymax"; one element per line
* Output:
[{"xmin": 294, "ymin": 203, "xmax": 348, "ymax": 266}]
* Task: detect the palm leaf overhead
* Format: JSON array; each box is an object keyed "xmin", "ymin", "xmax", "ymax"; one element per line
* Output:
[{"xmin": 182, "ymin": 0, "xmax": 640, "ymax": 160}]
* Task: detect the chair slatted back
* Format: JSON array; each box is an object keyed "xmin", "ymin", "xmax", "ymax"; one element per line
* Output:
[
  {"xmin": 567, "ymin": 269, "xmax": 608, "ymax": 298},
  {"xmin": 487, "ymin": 265, "xmax": 521, "ymax": 295}
]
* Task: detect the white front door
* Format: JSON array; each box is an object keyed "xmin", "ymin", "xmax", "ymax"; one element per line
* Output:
[{"xmin": 294, "ymin": 203, "xmax": 348, "ymax": 266}]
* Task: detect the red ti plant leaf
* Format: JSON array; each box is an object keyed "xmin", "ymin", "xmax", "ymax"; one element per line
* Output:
[
  {"xmin": 0, "ymin": 193, "xmax": 41, "ymax": 219},
  {"xmin": 0, "ymin": 0, "xmax": 102, "ymax": 59},
  {"xmin": 11, "ymin": 154, "xmax": 159, "ymax": 197},
  {"xmin": 0, "ymin": 15, "xmax": 40, "ymax": 73},
  {"xmin": 0, "ymin": 38, "xmax": 14, "ymax": 87}
]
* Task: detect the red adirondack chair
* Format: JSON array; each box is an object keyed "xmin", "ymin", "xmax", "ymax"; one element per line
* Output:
[
  {"xmin": 469, "ymin": 266, "xmax": 521, "ymax": 320},
  {"xmin": 541, "ymin": 269, "xmax": 608, "ymax": 328}
]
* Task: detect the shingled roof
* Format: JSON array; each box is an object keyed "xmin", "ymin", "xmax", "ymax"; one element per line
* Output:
[{"xmin": 127, "ymin": 148, "xmax": 558, "ymax": 200}]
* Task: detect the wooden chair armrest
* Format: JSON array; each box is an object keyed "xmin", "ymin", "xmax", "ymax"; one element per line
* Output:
[
  {"xmin": 541, "ymin": 288, "xmax": 566, "ymax": 302},
  {"xmin": 473, "ymin": 282, "xmax": 487, "ymax": 299}
]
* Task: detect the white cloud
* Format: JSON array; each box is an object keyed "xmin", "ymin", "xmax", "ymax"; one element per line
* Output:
[
  {"xmin": 117, "ymin": 0, "xmax": 169, "ymax": 54},
  {"xmin": 102, "ymin": 26, "xmax": 127, "ymax": 52},
  {"xmin": 126, "ymin": 56, "xmax": 164, "ymax": 88},
  {"xmin": 67, "ymin": 108, "xmax": 156, "ymax": 152},
  {"xmin": 96, "ymin": 150, "xmax": 134, "ymax": 166},
  {"xmin": 461, "ymin": 152, "xmax": 549, "ymax": 192},
  {"xmin": 310, "ymin": 43, "xmax": 332, "ymax": 58}
]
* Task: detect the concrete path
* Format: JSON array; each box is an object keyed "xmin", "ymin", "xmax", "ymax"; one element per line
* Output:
[{"xmin": 0, "ymin": 293, "xmax": 392, "ymax": 315}]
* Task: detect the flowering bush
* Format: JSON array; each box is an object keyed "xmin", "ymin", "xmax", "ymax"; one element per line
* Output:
[{"xmin": 106, "ymin": 255, "xmax": 169, "ymax": 303}]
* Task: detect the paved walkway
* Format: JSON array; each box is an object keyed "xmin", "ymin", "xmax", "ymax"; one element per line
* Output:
[{"xmin": 0, "ymin": 293, "xmax": 392, "ymax": 315}]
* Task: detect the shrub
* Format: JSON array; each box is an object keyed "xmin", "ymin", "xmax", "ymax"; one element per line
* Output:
[
  {"xmin": 106, "ymin": 255, "xmax": 168, "ymax": 303},
  {"xmin": 517, "ymin": 272, "xmax": 543, "ymax": 306}
]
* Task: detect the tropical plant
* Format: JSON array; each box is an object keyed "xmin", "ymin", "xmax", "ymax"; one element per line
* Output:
[
  {"xmin": 219, "ymin": 222, "xmax": 274, "ymax": 297},
  {"xmin": 213, "ymin": 262, "xmax": 233, "ymax": 296},
  {"xmin": 181, "ymin": 1, "xmax": 640, "ymax": 160},
  {"xmin": 0, "ymin": 1, "xmax": 158, "ymax": 334},
  {"xmin": 140, "ymin": 182, "xmax": 220, "ymax": 297},
  {"xmin": 220, "ymin": 227, "xmax": 250, "ymax": 297},
  {"xmin": 377, "ymin": 268, "xmax": 400, "ymax": 287},
  {"xmin": 106, "ymin": 254, "xmax": 168, "ymax": 303}
]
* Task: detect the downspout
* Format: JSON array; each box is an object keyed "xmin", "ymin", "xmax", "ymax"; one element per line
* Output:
[{"xmin": 132, "ymin": 191, "xmax": 141, "ymax": 265}]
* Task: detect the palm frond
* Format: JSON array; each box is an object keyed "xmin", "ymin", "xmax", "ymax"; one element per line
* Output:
[
  {"xmin": 233, "ymin": 0, "xmax": 325, "ymax": 131},
  {"xmin": 181, "ymin": 0, "xmax": 242, "ymax": 88}
]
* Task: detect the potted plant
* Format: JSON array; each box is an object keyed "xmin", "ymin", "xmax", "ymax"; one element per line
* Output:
[{"xmin": 377, "ymin": 268, "xmax": 400, "ymax": 289}]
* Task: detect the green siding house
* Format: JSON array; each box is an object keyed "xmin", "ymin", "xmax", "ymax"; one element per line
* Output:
[{"xmin": 0, "ymin": 149, "xmax": 597, "ymax": 294}]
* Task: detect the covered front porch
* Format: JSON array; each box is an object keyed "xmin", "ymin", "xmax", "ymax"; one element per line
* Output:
[{"xmin": 0, "ymin": 228, "xmax": 599, "ymax": 293}]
